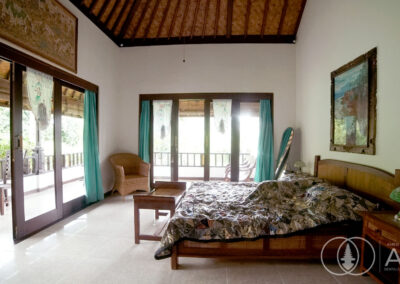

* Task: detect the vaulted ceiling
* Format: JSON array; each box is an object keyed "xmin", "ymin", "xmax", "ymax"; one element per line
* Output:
[{"xmin": 71, "ymin": 0, "xmax": 306, "ymax": 47}]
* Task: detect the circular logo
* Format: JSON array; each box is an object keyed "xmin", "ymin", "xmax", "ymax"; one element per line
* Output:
[{"xmin": 320, "ymin": 236, "xmax": 375, "ymax": 276}]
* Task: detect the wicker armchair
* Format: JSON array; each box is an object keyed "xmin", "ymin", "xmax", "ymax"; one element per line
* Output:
[{"xmin": 109, "ymin": 153, "xmax": 150, "ymax": 195}]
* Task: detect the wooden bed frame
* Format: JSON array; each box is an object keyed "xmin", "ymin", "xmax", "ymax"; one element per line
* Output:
[{"xmin": 170, "ymin": 155, "xmax": 400, "ymax": 269}]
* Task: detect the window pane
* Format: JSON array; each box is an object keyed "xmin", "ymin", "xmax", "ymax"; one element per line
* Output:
[
  {"xmin": 210, "ymin": 100, "xmax": 231, "ymax": 181},
  {"xmin": 23, "ymin": 69, "xmax": 56, "ymax": 220},
  {"xmin": 178, "ymin": 99, "xmax": 204, "ymax": 181},
  {"xmin": 153, "ymin": 100, "xmax": 172, "ymax": 181},
  {"xmin": 239, "ymin": 102, "xmax": 259, "ymax": 182},
  {"xmin": 62, "ymin": 86, "xmax": 85, "ymax": 203}
]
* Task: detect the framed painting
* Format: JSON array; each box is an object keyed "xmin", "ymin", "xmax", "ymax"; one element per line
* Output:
[
  {"xmin": 0, "ymin": 0, "xmax": 77, "ymax": 73},
  {"xmin": 330, "ymin": 48, "xmax": 377, "ymax": 155}
]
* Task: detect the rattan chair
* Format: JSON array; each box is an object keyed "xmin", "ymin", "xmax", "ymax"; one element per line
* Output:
[{"xmin": 109, "ymin": 153, "xmax": 150, "ymax": 195}]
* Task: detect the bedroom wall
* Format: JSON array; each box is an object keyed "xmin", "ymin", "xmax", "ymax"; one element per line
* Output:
[
  {"xmin": 0, "ymin": 0, "xmax": 120, "ymax": 191},
  {"xmin": 296, "ymin": 0, "xmax": 400, "ymax": 173},
  {"xmin": 116, "ymin": 44, "xmax": 298, "ymax": 165}
]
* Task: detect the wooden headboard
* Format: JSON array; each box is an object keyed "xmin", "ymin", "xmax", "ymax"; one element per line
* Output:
[{"xmin": 314, "ymin": 155, "xmax": 400, "ymax": 210}]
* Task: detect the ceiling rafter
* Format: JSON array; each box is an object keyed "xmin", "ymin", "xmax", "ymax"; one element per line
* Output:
[
  {"xmin": 179, "ymin": 0, "xmax": 190, "ymax": 39},
  {"xmin": 111, "ymin": 0, "xmax": 132, "ymax": 33},
  {"xmin": 168, "ymin": 0, "xmax": 181, "ymax": 39},
  {"xmin": 157, "ymin": 0, "xmax": 172, "ymax": 38},
  {"xmin": 226, "ymin": 0, "xmax": 233, "ymax": 38},
  {"xmin": 132, "ymin": 0, "xmax": 152, "ymax": 39},
  {"xmin": 97, "ymin": 0, "xmax": 109, "ymax": 19},
  {"xmin": 214, "ymin": 0, "xmax": 220, "ymax": 38},
  {"xmin": 202, "ymin": 0, "xmax": 210, "ymax": 38},
  {"xmin": 120, "ymin": 0, "xmax": 142, "ymax": 38},
  {"xmin": 104, "ymin": 1, "xmax": 119, "ymax": 26},
  {"xmin": 88, "ymin": 0, "xmax": 98, "ymax": 12},
  {"xmin": 260, "ymin": 0, "xmax": 270, "ymax": 37},
  {"xmin": 244, "ymin": 0, "xmax": 251, "ymax": 38},
  {"xmin": 278, "ymin": 0, "xmax": 288, "ymax": 35},
  {"xmin": 190, "ymin": 0, "xmax": 201, "ymax": 38},
  {"xmin": 144, "ymin": 0, "xmax": 161, "ymax": 39}
]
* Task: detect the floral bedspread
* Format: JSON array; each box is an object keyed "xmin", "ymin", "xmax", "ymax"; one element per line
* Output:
[{"xmin": 154, "ymin": 175, "xmax": 375, "ymax": 259}]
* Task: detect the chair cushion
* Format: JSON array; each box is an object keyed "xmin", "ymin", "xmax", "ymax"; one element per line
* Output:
[{"xmin": 125, "ymin": 175, "xmax": 148, "ymax": 185}]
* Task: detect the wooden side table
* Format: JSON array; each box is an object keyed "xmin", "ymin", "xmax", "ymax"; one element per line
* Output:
[
  {"xmin": 361, "ymin": 211, "xmax": 400, "ymax": 284},
  {"xmin": 133, "ymin": 182, "xmax": 186, "ymax": 244}
]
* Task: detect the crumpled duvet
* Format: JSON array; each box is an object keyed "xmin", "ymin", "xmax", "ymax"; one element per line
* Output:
[{"xmin": 155, "ymin": 175, "xmax": 375, "ymax": 259}]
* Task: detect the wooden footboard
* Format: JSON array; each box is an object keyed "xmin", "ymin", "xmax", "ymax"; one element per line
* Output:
[{"xmin": 170, "ymin": 222, "xmax": 362, "ymax": 269}]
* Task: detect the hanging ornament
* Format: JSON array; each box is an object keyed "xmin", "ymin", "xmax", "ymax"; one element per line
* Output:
[
  {"xmin": 219, "ymin": 119, "xmax": 225, "ymax": 134},
  {"xmin": 161, "ymin": 125, "xmax": 166, "ymax": 139}
]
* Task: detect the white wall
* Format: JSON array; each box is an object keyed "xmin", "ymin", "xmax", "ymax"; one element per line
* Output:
[
  {"xmin": 0, "ymin": 0, "xmax": 120, "ymax": 191},
  {"xmin": 296, "ymin": 0, "xmax": 400, "ymax": 173},
  {"xmin": 116, "ymin": 44, "xmax": 298, "ymax": 164}
]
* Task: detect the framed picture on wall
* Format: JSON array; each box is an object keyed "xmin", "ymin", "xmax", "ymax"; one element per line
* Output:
[
  {"xmin": 330, "ymin": 47, "xmax": 377, "ymax": 155},
  {"xmin": 0, "ymin": 0, "xmax": 77, "ymax": 73}
]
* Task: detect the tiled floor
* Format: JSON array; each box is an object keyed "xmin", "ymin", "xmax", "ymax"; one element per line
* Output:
[{"xmin": 0, "ymin": 196, "xmax": 375, "ymax": 284}]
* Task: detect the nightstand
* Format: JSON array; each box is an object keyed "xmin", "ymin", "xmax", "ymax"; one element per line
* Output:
[{"xmin": 361, "ymin": 211, "xmax": 400, "ymax": 284}]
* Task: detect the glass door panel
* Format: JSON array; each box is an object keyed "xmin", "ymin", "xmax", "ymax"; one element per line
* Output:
[
  {"xmin": 22, "ymin": 69, "xmax": 56, "ymax": 220},
  {"xmin": 153, "ymin": 100, "xmax": 172, "ymax": 181},
  {"xmin": 178, "ymin": 99, "xmax": 204, "ymax": 181},
  {"xmin": 239, "ymin": 102, "xmax": 260, "ymax": 182},
  {"xmin": 61, "ymin": 86, "xmax": 85, "ymax": 203},
  {"xmin": 210, "ymin": 100, "xmax": 231, "ymax": 181}
]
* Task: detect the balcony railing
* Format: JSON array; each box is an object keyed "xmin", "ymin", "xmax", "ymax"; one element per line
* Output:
[
  {"xmin": 153, "ymin": 152, "xmax": 251, "ymax": 167},
  {"xmin": 0, "ymin": 152, "xmax": 83, "ymax": 182}
]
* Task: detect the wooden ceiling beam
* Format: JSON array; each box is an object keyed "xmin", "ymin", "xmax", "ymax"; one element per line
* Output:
[
  {"xmin": 97, "ymin": 0, "xmax": 109, "ymax": 18},
  {"xmin": 190, "ymin": 0, "xmax": 200, "ymax": 39},
  {"xmin": 120, "ymin": 34, "xmax": 296, "ymax": 46},
  {"xmin": 278, "ymin": 0, "xmax": 288, "ymax": 35},
  {"xmin": 244, "ymin": 0, "xmax": 251, "ymax": 38},
  {"xmin": 132, "ymin": 0, "xmax": 151, "ymax": 39},
  {"xmin": 226, "ymin": 0, "xmax": 233, "ymax": 38},
  {"xmin": 104, "ymin": 1, "xmax": 118, "ymax": 26},
  {"xmin": 202, "ymin": 0, "xmax": 210, "ymax": 38},
  {"xmin": 260, "ymin": 0, "xmax": 270, "ymax": 37},
  {"xmin": 157, "ymin": 0, "xmax": 172, "ymax": 38},
  {"xmin": 120, "ymin": 0, "xmax": 142, "ymax": 38},
  {"xmin": 111, "ymin": 0, "xmax": 132, "ymax": 33},
  {"xmin": 168, "ymin": 0, "xmax": 181, "ymax": 39},
  {"xmin": 179, "ymin": 0, "xmax": 190, "ymax": 39},
  {"xmin": 214, "ymin": 0, "xmax": 220, "ymax": 38},
  {"xmin": 294, "ymin": 0, "xmax": 306, "ymax": 36},
  {"xmin": 144, "ymin": 0, "xmax": 161, "ymax": 39}
]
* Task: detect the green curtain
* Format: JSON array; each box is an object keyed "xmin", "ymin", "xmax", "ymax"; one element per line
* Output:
[
  {"xmin": 83, "ymin": 90, "xmax": 104, "ymax": 203},
  {"xmin": 254, "ymin": 100, "xmax": 274, "ymax": 182},
  {"xmin": 139, "ymin": 101, "xmax": 150, "ymax": 163}
]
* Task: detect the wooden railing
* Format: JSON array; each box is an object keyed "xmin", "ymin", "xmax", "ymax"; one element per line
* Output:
[
  {"xmin": 0, "ymin": 152, "xmax": 83, "ymax": 180},
  {"xmin": 153, "ymin": 152, "xmax": 251, "ymax": 167}
]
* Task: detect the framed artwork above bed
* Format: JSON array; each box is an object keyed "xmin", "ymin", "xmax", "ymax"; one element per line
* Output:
[{"xmin": 330, "ymin": 48, "xmax": 377, "ymax": 155}]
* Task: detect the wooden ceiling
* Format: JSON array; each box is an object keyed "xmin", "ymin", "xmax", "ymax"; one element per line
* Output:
[{"xmin": 71, "ymin": 0, "xmax": 306, "ymax": 47}]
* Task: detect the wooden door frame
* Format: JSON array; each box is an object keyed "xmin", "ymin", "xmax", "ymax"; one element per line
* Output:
[
  {"xmin": 139, "ymin": 93, "xmax": 273, "ymax": 185},
  {"xmin": 1, "ymin": 42, "xmax": 99, "ymax": 242}
]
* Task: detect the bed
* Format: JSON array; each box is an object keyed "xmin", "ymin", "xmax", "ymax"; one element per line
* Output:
[{"xmin": 155, "ymin": 155, "xmax": 400, "ymax": 269}]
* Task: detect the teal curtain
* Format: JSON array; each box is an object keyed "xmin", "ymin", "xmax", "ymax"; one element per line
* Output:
[
  {"xmin": 254, "ymin": 100, "xmax": 274, "ymax": 182},
  {"xmin": 276, "ymin": 127, "xmax": 293, "ymax": 166},
  {"xmin": 83, "ymin": 90, "xmax": 104, "ymax": 203},
  {"xmin": 139, "ymin": 101, "xmax": 150, "ymax": 163}
]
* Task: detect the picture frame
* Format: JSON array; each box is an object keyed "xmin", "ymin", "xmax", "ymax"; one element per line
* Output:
[
  {"xmin": 0, "ymin": 0, "xmax": 78, "ymax": 73},
  {"xmin": 330, "ymin": 48, "xmax": 377, "ymax": 155}
]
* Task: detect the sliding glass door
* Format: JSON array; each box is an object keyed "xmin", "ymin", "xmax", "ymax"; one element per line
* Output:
[
  {"xmin": 11, "ymin": 64, "xmax": 89, "ymax": 241},
  {"xmin": 145, "ymin": 93, "xmax": 272, "ymax": 185}
]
